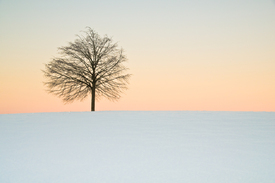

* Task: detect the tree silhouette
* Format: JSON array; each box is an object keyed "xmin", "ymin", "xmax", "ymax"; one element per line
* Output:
[{"xmin": 43, "ymin": 27, "xmax": 131, "ymax": 111}]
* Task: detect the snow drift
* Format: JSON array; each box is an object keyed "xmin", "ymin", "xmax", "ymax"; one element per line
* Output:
[{"xmin": 0, "ymin": 111, "xmax": 274, "ymax": 183}]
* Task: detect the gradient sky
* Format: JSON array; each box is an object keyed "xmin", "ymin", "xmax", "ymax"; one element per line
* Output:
[{"xmin": 0, "ymin": 0, "xmax": 275, "ymax": 113}]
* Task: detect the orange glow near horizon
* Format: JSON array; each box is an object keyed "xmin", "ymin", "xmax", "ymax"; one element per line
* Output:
[{"xmin": 1, "ymin": 59, "xmax": 274, "ymax": 114}]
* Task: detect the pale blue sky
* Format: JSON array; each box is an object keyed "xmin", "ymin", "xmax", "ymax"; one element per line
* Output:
[{"xmin": 1, "ymin": 0, "xmax": 274, "ymax": 66}]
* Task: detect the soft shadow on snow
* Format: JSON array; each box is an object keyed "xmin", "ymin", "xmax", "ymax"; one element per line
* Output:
[{"xmin": 0, "ymin": 111, "xmax": 275, "ymax": 183}]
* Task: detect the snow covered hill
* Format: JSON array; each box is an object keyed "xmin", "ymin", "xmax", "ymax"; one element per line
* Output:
[{"xmin": 0, "ymin": 111, "xmax": 275, "ymax": 183}]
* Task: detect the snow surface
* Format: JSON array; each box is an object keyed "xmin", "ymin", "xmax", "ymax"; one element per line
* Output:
[{"xmin": 0, "ymin": 111, "xmax": 275, "ymax": 183}]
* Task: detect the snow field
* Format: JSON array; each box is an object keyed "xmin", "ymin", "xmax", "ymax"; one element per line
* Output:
[{"xmin": 0, "ymin": 111, "xmax": 275, "ymax": 183}]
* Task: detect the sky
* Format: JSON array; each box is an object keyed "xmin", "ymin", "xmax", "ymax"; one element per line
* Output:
[{"xmin": 0, "ymin": 0, "xmax": 275, "ymax": 113}]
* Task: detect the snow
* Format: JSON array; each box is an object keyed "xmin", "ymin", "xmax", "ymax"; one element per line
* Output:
[{"xmin": 0, "ymin": 111, "xmax": 275, "ymax": 183}]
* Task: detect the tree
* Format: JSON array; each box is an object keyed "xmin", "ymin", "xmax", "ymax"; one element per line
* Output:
[{"xmin": 43, "ymin": 27, "xmax": 131, "ymax": 111}]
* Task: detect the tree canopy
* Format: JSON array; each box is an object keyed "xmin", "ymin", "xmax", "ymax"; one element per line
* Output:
[{"xmin": 43, "ymin": 27, "xmax": 131, "ymax": 111}]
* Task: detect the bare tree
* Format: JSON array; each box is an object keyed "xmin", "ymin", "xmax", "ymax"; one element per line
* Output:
[{"xmin": 43, "ymin": 27, "xmax": 131, "ymax": 111}]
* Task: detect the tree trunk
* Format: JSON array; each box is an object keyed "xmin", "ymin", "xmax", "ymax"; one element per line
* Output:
[{"xmin": 91, "ymin": 88, "xmax": 95, "ymax": 111}]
